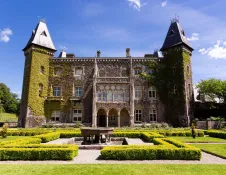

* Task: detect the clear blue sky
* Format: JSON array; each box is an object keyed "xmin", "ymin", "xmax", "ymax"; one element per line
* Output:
[{"xmin": 1, "ymin": 0, "xmax": 226, "ymax": 98}]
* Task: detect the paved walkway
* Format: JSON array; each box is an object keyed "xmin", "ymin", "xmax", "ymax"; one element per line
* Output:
[
  {"xmin": 0, "ymin": 150, "xmax": 225, "ymax": 164},
  {"xmin": 126, "ymin": 138, "xmax": 153, "ymax": 145}
]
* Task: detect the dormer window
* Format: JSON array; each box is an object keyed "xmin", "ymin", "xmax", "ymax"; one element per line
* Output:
[
  {"xmin": 169, "ymin": 30, "xmax": 175, "ymax": 36},
  {"xmin": 181, "ymin": 30, "xmax": 185, "ymax": 36},
  {"xmin": 40, "ymin": 31, "xmax": 47, "ymax": 37}
]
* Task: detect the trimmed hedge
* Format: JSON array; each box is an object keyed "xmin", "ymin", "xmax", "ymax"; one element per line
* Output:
[
  {"xmin": 0, "ymin": 138, "xmax": 41, "ymax": 146},
  {"xmin": 160, "ymin": 131, "xmax": 204, "ymax": 137},
  {"xmin": 207, "ymin": 131, "xmax": 226, "ymax": 139},
  {"xmin": 34, "ymin": 132, "xmax": 60, "ymax": 143},
  {"xmin": 141, "ymin": 132, "xmax": 164, "ymax": 142},
  {"xmin": 0, "ymin": 146, "xmax": 78, "ymax": 160},
  {"xmin": 59, "ymin": 132, "xmax": 81, "ymax": 138},
  {"xmin": 112, "ymin": 132, "xmax": 142, "ymax": 138},
  {"xmin": 101, "ymin": 138, "xmax": 201, "ymax": 160}
]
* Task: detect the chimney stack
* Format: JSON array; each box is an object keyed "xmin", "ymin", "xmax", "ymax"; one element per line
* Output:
[
  {"xmin": 126, "ymin": 48, "xmax": 130, "ymax": 57},
  {"xmin": 97, "ymin": 50, "xmax": 101, "ymax": 57}
]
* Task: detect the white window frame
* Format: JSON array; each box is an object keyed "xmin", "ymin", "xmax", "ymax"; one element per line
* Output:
[
  {"xmin": 51, "ymin": 111, "xmax": 60, "ymax": 122},
  {"xmin": 150, "ymin": 109, "xmax": 157, "ymax": 122},
  {"xmin": 73, "ymin": 109, "xmax": 82, "ymax": 122},
  {"xmin": 53, "ymin": 87, "xmax": 61, "ymax": 97},
  {"xmin": 135, "ymin": 86, "xmax": 142, "ymax": 99},
  {"xmin": 149, "ymin": 87, "xmax": 156, "ymax": 98},
  {"xmin": 75, "ymin": 87, "xmax": 83, "ymax": 97},
  {"xmin": 135, "ymin": 110, "xmax": 142, "ymax": 122}
]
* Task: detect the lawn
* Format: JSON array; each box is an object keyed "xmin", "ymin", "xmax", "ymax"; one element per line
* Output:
[
  {"xmin": 0, "ymin": 164, "xmax": 225, "ymax": 175},
  {"xmin": 0, "ymin": 113, "xmax": 18, "ymax": 122},
  {"xmin": 168, "ymin": 136, "xmax": 226, "ymax": 143},
  {"xmin": 0, "ymin": 136, "xmax": 30, "ymax": 142},
  {"xmin": 191, "ymin": 144, "xmax": 226, "ymax": 158}
]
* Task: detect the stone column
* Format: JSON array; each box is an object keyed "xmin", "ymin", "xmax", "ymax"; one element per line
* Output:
[
  {"xmin": 92, "ymin": 58, "xmax": 97, "ymax": 127},
  {"xmin": 118, "ymin": 112, "xmax": 120, "ymax": 127},
  {"xmin": 206, "ymin": 118, "xmax": 211, "ymax": 130},
  {"xmin": 106, "ymin": 115, "xmax": 109, "ymax": 127},
  {"xmin": 129, "ymin": 56, "xmax": 134, "ymax": 127}
]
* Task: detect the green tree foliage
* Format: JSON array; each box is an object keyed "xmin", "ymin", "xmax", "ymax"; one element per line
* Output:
[
  {"xmin": 196, "ymin": 78, "xmax": 226, "ymax": 102},
  {"xmin": 0, "ymin": 83, "xmax": 20, "ymax": 114}
]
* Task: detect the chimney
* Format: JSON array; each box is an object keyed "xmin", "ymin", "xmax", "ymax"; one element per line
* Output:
[
  {"xmin": 126, "ymin": 48, "xmax": 130, "ymax": 57},
  {"xmin": 97, "ymin": 50, "xmax": 101, "ymax": 57}
]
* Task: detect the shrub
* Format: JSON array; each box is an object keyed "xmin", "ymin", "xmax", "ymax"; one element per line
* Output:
[
  {"xmin": 0, "ymin": 138, "xmax": 41, "ymax": 146},
  {"xmin": 112, "ymin": 132, "xmax": 142, "ymax": 138},
  {"xmin": 207, "ymin": 131, "xmax": 226, "ymax": 139},
  {"xmin": 1, "ymin": 123, "xmax": 8, "ymax": 138},
  {"xmin": 34, "ymin": 132, "xmax": 60, "ymax": 143},
  {"xmin": 59, "ymin": 132, "xmax": 81, "ymax": 138},
  {"xmin": 0, "ymin": 146, "xmax": 78, "ymax": 160},
  {"xmin": 141, "ymin": 132, "xmax": 164, "ymax": 142}
]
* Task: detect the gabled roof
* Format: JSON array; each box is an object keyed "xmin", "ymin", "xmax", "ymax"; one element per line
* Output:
[
  {"xmin": 160, "ymin": 21, "xmax": 193, "ymax": 51},
  {"xmin": 23, "ymin": 21, "xmax": 56, "ymax": 51}
]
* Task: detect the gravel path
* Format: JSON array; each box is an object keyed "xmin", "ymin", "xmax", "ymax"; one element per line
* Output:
[{"xmin": 0, "ymin": 150, "xmax": 225, "ymax": 164}]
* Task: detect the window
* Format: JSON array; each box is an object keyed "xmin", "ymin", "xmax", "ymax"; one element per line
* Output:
[
  {"xmin": 135, "ymin": 86, "xmax": 142, "ymax": 99},
  {"xmin": 148, "ymin": 69, "xmax": 153, "ymax": 74},
  {"xmin": 103, "ymin": 92, "xmax": 107, "ymax": 101},
  {"xmin": 53, "ymin": 87, "xmax": 61, "ymax": 97},
  {"xmin": 39, "ymin": 83, "xmax": 43, "ymax": 96},
  {"xmin": 187, "ymin": 65, "xmax": 190, "ymax": 73},
  {"xmin": 74, "ymin": 68, "xmax": 83, "ymax": 80},
  {"xmin": 113, "ymin": 92, "xmax": 118, "ymax": 102},
  {"xmin": 149, "ymin": 87, "xmax": 156, "ymax": 98},
  {"xmin": 134, "ymin": 68, "xmax": 142, "ymax": 75},
  {"xmin": 107, "ymin": 91, "xmax": 113, "ymax": 102},
  {"xmin": 75, "ymin": 87, "xmax": 82, "ymax": 97},
  {"xmin": 41, "ymin": 31, "xmax": 47, "ymax": 37},
  {"xmin": 173, "ymin": 85, "xmax": 177, "ymax": 95},
  {"xmin": 97, "ymin": 91, "xmax": 102, "ymax": 101},
  {"xmin": 188, "ymin": 84, "xmax": 191, "ymax": 96},
  {"xmin": 150, "ymin": 109, "xmax": 157, "ymax": 122},
  {"xmin": 135, "ymin": 110, "xmax": 142, "ymax": 122},
  {"xmin": 119, "ymin": 91, "xmax": 124, "ymax": 102},
  {"xmin": 73, "ymin": 109, "xmax": 82, "ymax": 122},
  {"xmin": 40, "ymin": 66, "xmax": 44, "ymax": 74},
  {"xmin": 51, "ymin": 111, "xmax": 60, "ymax": 121},
  {"xmin": 54, "ymin": 67, "xmax": 61, "ymax": 76}
]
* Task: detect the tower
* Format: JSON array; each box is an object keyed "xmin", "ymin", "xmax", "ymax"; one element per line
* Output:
[
  {"xmin": 160, "ymin": 19, "xmax": 194, "ymax": 127},
  {"xmin": 19, "ymin": 20, "xmax": 56, "ymax": 127}
]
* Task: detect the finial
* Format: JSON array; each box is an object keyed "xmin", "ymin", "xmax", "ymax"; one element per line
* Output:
[{"xmin": 171, "ymin": 13, "xmax": 179, "ymax": 23}]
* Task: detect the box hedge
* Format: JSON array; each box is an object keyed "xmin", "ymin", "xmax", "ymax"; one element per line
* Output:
[
  {"xmin": 34, "ymin": 132, "xmax": 60, "ymax": 143},
  {"xmin": 207, "ymin": 131, "xmax": 226, "ymax": 139},
  {"xmin": 101, "ymin": 138, "xmax": 201, "ymax": 160}
]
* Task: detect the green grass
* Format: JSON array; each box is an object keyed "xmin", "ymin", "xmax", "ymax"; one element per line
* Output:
[
  {"xmin": 168, "ymin": 136, "xmax": 226, "ymax": 143},
  {"xmin": 0, "ymin": 164, "xmax": 225, "ymax": 175},
  {"xmin": 191, "ymin": 144, "xmax": 226, "ymax": 158},
  {"xmin": 0, "ymin": 113, "xmax": 18, "ymax": 122},
  {"xmin": 0, "ymin": 136, "xmax": 30, "ymax": 142}
]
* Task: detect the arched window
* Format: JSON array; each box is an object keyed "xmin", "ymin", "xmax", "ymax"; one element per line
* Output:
[
  {"xmin": 40, "ymin": 66, "xmax": 44, "ymax": 74},
  {"xmin": 39, "ymin": 83, "xmax": 43, "ymax": 96},
  {"xmin": 54, "ymin": 67, "xmax": 62, "ymax": 76}
]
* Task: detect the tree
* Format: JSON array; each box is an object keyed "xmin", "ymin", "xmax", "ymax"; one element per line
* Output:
[
  {"xmin": 196, "ymin": 78, "xmax": 224, "ymax": 102},
  {"xmin": 0, "ymin": 83, "xmax": 20, "ymax": 114}
]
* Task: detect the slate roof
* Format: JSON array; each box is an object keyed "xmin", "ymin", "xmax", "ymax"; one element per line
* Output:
[
  {"xmin": 160, "ymin": 21, "xmax": 193, "ymax": 51},
  {"xmin": 23, "ymin": 21, "xmax": 56, "ymax": 51}
]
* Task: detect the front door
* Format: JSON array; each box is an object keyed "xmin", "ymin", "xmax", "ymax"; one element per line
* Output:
[{"xmin": 98, "ymin": 115, "xmax": 106, "ymax": 127}]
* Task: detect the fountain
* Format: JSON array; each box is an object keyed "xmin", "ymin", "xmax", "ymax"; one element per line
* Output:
[{"xmin": 80, "ymin": 127, "xmax": 114, "ymax": 144}]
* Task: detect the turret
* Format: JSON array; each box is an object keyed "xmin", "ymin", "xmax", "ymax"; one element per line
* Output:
[
  {"xmin": 19, "ymin": 20, "xmax": 56, "ymax": 127},
  {"xmin": 160, "ymin": 19, "xmax": 194, "ymax": 127}
]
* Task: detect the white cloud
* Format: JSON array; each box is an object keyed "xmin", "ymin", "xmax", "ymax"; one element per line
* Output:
[
  {"xmin": 0, "ymin": 28, "xmax": 13, "ymax": 42},
  {"xmin": 187, "ymin": 33, "xmax": 199, "ymax": 41},
  {"xmin": 127, "ymin": 0, "xmax": 147, "ymax": 11},
  {"xmin": 198, "ymin": 40, "xmax": 226, "ymax": 59},
  {"xmin": 161, "ymin": 1, "xmax": 167, "ymax": 7},
  {"xmin": 59, "ymin": 46, "xmax": 68, "ymax": 51}
]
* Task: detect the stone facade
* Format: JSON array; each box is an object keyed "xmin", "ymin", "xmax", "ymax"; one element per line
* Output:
[{"xmin": 19, "ymin": 20, "xmax": 194, "ymax": 128}]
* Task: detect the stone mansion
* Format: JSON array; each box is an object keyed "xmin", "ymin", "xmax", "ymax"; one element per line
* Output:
[{"xmin": 19, "ymin": 19, "xmax": 194, "ymax": 128}]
